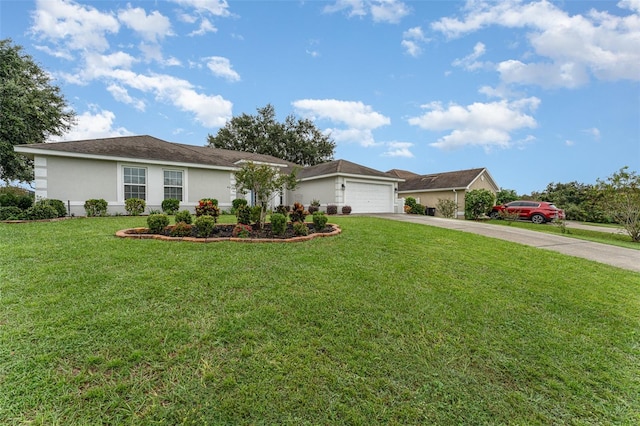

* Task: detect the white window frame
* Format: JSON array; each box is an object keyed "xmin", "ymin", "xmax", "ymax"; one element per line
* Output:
[
  {"xmin": 123, "ymin": 166, "xmax": 147, "ymax": 200},
  {"xmin": 163, "ymin": 169, "xmax": 183, "ymax": 201}
]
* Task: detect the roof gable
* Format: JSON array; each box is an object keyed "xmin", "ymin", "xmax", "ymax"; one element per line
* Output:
[{"xmin": 298, "ymin": 159, "xmax": 401, "ymax": 181}]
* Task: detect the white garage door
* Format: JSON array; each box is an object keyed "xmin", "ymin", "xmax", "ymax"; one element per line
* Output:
[{"xmin": 345, "ymin": 181, "xmax": 393, "ymax": 213}]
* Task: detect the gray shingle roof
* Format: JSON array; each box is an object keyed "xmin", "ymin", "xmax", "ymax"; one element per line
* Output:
[
  {"xmin": 17, "ymin": 135, "xmax": 298, "ymax": 171},
  {"xmin": 399, "ymin": 167, "xmax": 487, "ymax": 191},
  {"xmin": 386, "ymin": 169, "xmax": 420, "ymax": 179},
  {"xmin": 297, "ymin": 159, "xmax": 401, "ymax": 180}
]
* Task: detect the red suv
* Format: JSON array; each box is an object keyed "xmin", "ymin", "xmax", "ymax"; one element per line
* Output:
[{"xmin": 489, "ymin": 201, "xmax": 565, "ymax": 224}]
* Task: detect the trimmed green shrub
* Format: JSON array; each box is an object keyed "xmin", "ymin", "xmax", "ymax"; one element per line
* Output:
[
  {"xmin": 275, "ymin": 205, "xmax": 289, "ymax": 215},
  {"xmin": 161, "ymin": 198, "xmax": 180, "ymax": 215},
  {"xmin": 16, "ymin": 195, "xmax": 33, "ymax": 210},
  {"xmin": 436, "ymin": 198, "xmax": 457, "ymax": 219},
  {"xmin": 409, "ymin": 203, "xmax": 425, "ymax": 215},
  {"xmin": 175, "ymin": 210, "xmax": 192, "ymax": 224},
  {"xmin": 0, "ymin": 192, "xmax": 17, "ymax": 207},
  {"xmin": 125, "ymin": 198, "xmax": 146, "ymax": 216},
  {"xmin": 232, "ymin": 198, "xmax": 248, "ymax": 209},
  {"xmin": 250, "ymin": 205, "xmax": 262, "ymax": 224},
  {"xmin": 293, "ymin": 221, "xmax": 308, "ymax": 236},
  {"xmin": 341, "ymin": 205, "xmax": 352, "ymax": 215},
  {"xmin": 194, "ymin": 215, "xmax": 216, "ymax": 238},
  {"xmin": 312, "ymin": 211, "xmax": 328, "ymax": 231},
  {"xmin": 232, "ymin": 223, "xmax": 252, "ymax": 238},
  {"xmin": 37, "ymin": 199, "xmax": 66, "ymax": 217},
  {"xmin": 0, "ymin": 206, "xmax": 24, "ymax": 220},
  {"xmin": 195, "ymin": 199, "xmax": 220, "ymax": 219},
  {"xmin": 170, "ymin": 222, "xmax": 192, "ymax": 237},
  {"xmin": 236, "ymin": 205, "xmax": 251, "ymax": 225},
  {"xmin": 147, "ymin": 214, "xmax": 169, "ymax": 234},
  {"xmin": 464, "ymin": 189, "xmax": 496, "ymax": 220},
  {"xmin": 25, "ymin": 204, "xmax": 58, "ymax": 220},
  {"xmin": 270, "ymin": 213, "xmax": 287, "ymax": 236},
  {"xmin": 289, "ymin": 202, "xmax": 307, "ymax": 223},
  {"xmin": 327, "ymin": 204, "xmax": 338, "ymax": 215},
  {"xmin": 1, "ymin": 192, "xmax": 33, "ymax": 210},
  {"xmin": 84, "ymin": 199, "xmax": 108, "ymax": 217}
]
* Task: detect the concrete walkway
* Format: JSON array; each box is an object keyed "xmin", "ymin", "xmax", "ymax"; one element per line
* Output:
[{"xmin": 368, "ymin": 214, "xmax": 640, "ymax": 273}]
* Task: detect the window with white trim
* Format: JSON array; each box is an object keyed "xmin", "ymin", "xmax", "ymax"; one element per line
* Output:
[
  {"xmin": 164, "ymin": 170, "xmax": 183, "ymax": 201},
  {"xmin": 124, "ymin": 167, "xmax": 146, "ymax": 200}
]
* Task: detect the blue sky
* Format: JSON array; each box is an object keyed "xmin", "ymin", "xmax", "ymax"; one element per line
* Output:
[{"xmin": 2, "ymin": 0, "xmax": 638, "ymax": 194}]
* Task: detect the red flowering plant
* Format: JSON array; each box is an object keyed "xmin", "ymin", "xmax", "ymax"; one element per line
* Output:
[
  {"xmin": 232, "ymin": 223, "xmax": 252, "ymax": 238},
  {"xmin": 195, "ymin": 198, "xmax": 220, "ymax": 220}
]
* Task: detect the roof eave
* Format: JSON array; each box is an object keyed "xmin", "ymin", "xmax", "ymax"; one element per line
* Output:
[{"xmin": 14, "ymin": 146, "xmax": 238, "ymax": 171}]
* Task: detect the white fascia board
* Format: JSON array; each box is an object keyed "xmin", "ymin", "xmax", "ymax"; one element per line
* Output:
[
  {"xmin": 398, "ymin": 186, "xmax": 466, "ymax": 194},
  {"xmin": 234, "ymin": 159, "xmax": 290, "ymax": 168},
  {"xmin": 299, "ymin": 172, "xmax": 402, "ymax": 183},
  {"xmin": 14, "ymin": 146, "xmax": 238, "ymax": 172}
]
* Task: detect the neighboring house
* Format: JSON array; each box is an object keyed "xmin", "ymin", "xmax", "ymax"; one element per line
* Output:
[
  {"xmin": 392, "ymin": 167, "xmax": 499, "ymax": 218},
  {"xmin": 14, "ymin": 135, "xmax": 403, "ymax": 216}
]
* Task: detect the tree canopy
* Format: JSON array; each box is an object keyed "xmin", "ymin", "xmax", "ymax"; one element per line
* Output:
[
  {"xmin": 234, "ymin": 161, "xmax": 299, "ymax": 228},
  {"xmin": 207, "ymin": 104, "xmax": 335, "ymax": 166},
  {"xmin": 0, "ymin": 39, "xmax": 76, "ymax": 183},
  {"xmin": 597, "ymin": 166, "xmax": 640, "ymax": 242}
]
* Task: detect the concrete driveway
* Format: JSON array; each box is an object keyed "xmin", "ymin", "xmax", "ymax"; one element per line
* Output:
[{"xmin": 368, "ymin": 214, "xmax": 640, "ymax": 273}]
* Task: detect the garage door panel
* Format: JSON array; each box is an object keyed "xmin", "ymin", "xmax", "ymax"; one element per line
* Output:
[{"xmin": 346, "ymin": 181, "xmax": 392, "ymax": 213}]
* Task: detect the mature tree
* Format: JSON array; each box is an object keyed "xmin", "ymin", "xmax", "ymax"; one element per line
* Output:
[
  {"xmin": 207, "ymin": 104, "xmax": 335, "ymax": 166},
  {"xmin": 0, "ymin": 39, "xmax": 75, "ymax": 183},
  {"xmin": 464, "ymin": 188, "xmax": 496, "ymax": 220},
  {"xmin": 495, "ymin": 188, "xmax": 519, "ymax": 205},
  {"xmin": 597, "ymin": 166, "xmax": 640, "ymax": 242},
  {"xmin": 234, "ymin": 161, "xmax": 299, "ymax": 229}
]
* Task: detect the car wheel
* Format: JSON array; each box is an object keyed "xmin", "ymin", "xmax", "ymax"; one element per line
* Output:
[
  {"xmin": 531, "ymin": 214, "xmax": 546, "ymax": 224},
  {"xmin": 489, "ymin": 211, "xmax": 500, "ymax": 219}
]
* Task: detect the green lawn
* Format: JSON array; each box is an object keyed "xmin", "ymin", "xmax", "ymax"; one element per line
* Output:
[{"xmin": 1, "ymin": 216, "xmax": 639, "ymax": 425}]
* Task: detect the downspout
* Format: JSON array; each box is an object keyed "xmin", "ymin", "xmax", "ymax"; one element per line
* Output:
[{"xmin": 453, "ymin": 189, "xmax": 458, "ymax": 218}]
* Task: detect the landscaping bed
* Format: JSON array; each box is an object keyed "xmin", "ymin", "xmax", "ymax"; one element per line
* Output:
[{"xmin": 117, "ymin": 222, "xmax": 341, "ymax": 243}]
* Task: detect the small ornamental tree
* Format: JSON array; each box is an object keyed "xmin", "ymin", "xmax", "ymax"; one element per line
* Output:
[
  {"xmin": 597, "ymin": 166, "xmax": 640, "ymax": 242},
  {"xmin": 234, "ymin": 161, "xmax": 299, "ymax": 229},
  {"xmin": 464, "ymin": 189, "xmax": 495, "ymax": 220}
]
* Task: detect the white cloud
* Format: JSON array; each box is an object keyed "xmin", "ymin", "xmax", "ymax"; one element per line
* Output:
[
  {"xmin": 170, "ymin": 0, "xmax": 231, "ymax": 17},
  {"xmin": 452, "ymin": 42, "xmax": 488, "ymax": 71},
  {"xmin": 66, "ymin": 53, "xmax": 233, "ymax": 127},
  {"xmin": 432, "ymin": 0, "xmax": 640, "ymax": 87},
  {"xmin": 408, "ymin": 97, "xmax": 540, "ymax": 150},
  {"xmin": 31, "ymin": 0, "xmax": 119, "ymax": 53},
  {"xmin": 497, "ymin": 59, "xmax": 589, "ymax": 89},
  {"xmin": 205, "ymin": 56, "xmax": 241, "ymax": 82},
  {"xmin": 324, "ymin": 0, "xmax": 410, "ymax": 23},
  {"xmin": 371, "ymin": 0, "xmax": 411, "ymax": 23},
  {"xmin": 49, "ymin": 108, "xmax": 133, "ymax": 142},
  {"xmin": 401, "ymin": 26, "xmax": 428, "ymax": 57},
  {"xmin": 293, "ymin": 99, "xmax": 390, "ymax": 147},
  {"xmin": 107, "ymin": 84, "xmax": 146, "ymax": 111},
  {"xmin": 584, "ymin": 127, "xmax": 601, "ymax": 140},
  {"xmin": 189, "ymin": 18, "xmax": 218, "ymax": 36},
  {"xmin": 383, "ymin": 141, "xmax": 414, "ymax": 157},
  {"xmin": 117, "ymin": 5, "xmax": 173, "ymax": 42}
]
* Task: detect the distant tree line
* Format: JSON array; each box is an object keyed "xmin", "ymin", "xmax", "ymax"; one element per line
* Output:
[{"xmin": 496, "ymin": 167, "xmax": 640, "ymax": 241}]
